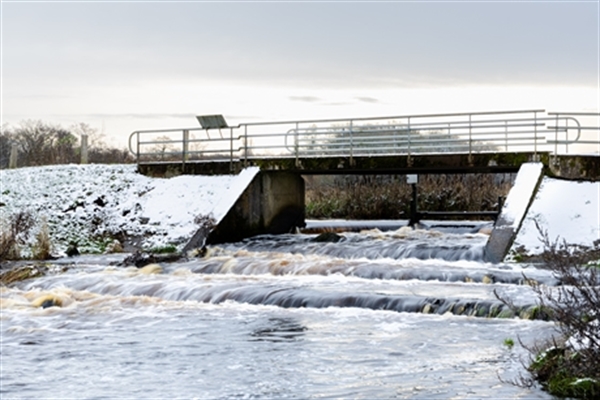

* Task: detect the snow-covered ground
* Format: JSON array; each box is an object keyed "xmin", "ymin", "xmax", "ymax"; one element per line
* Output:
[
  {"xmin": 1, "ymin": 163, "xmax": 598, "ymax": 258},
  {"xmin": 0, "ymin": 164, "xmax": 258, "ymax": 255},
  {"xmin": 511, "ymin": 177, "xmax": 600, "ymax": 255}
]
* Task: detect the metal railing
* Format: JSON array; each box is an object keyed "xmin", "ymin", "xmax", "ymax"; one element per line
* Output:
[
  {"xmin": 128, "ymin": 109, "xmax": 600, "ymax": 169},
  {"xmin": 546, "ymin": 112, "xmax": 600, "ymax": 155}
]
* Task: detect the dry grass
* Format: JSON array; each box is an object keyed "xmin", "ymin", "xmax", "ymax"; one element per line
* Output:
[
  {"xmin": 0, "ymin": 211, "xmax": 35, "ymax": 261},
  {"xmin": 32, "ymin": 218, "xmax": 53, "ymax": 260},
  {"xmin": 305, "ymin": 174, "xmax": 513, "ymax": 219}
]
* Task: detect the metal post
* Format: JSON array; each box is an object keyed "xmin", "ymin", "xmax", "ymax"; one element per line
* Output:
[
  {"xmin": 409, "ymin": 183, "xmax": 418, "ymax": 227},
  {"xmin": 504, "ymin": 121, "xmax": 508, "ymax": 152},
  {"xmin": 294, "ymin": 122, "xmax": 299, "ymax": 167},
  {"xmin": 407, "ymin": 117, "xmax": 412, "ymax": 166},
  {"xmin": 136, "ymin": 133, "xmax": 140, "ymax": 168},
  {"xmin": 552, "ymin": 114, "xmax": 559, "ymax": 165},
  {"xmin": 230, "ymin": 127, "xmax": 234, "ymax": 173},
  {"xmin": 182, "ymin": 130, "xmax": 189, "ymax": 168},
  {"xmin": 468, "ymin": 114, "xmax": 473, "ymax": 165},
  {"xmin": 244, "ymin": 125, "xmax": 248, "ymax": 167},
  {"xmin": 533, "ymin": 111, "xmax": 538, "ymax": 160},
  {"xmin": 565, "ymin": 117, "xmax": 569, "ymax": 154},
  {"xmin": 349, "ymin": 120, "xmax": 354, "ymax": 166},
  {"xmin": 554, "ymin": 114, "xmax": 559, "ymax": 156}
]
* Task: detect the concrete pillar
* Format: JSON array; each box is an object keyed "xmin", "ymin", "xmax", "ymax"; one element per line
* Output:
[
  {"xmin": 9, "ymin": 143, "xmax": 18, "ymax": 169},
  {"xmin": 80, "ymin": 135, "xmax": 89, "ymax": 164},
  {"xmin": 206, "ymin": 171, "xmax": 305, "ymax": 244}
]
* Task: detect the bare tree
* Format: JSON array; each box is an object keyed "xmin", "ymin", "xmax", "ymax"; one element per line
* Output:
[{"xmin": 10, "ymin": 120, "xmax": 77, "ymax": 166}]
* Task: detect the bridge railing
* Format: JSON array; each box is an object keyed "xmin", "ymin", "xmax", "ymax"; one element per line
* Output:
[
  {"xmin": 546, "ymin": 112, "xmax": 600, "ymax": 155},
  {"xmin": 128, "ymin": 110, "xmax": 599, "ymax": 167}
]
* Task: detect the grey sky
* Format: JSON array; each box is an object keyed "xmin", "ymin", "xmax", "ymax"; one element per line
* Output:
[{"xmin": 1, "ymin": 1, "xmax": 598, "ymax": 145}]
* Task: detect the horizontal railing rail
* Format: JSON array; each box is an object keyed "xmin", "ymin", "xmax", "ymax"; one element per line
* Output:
[
  {"xmin": 546, "ymin": 112, "xmax": 600, "ymax": 154},
  {"xmin": 128, "ymin": 109, "xmax": 599, "ymax": 170}
]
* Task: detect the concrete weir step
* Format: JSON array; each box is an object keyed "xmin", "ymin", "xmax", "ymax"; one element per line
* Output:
[{"xmin": 484, "ymin": 162, "xmax": 544, "ymax": 263}]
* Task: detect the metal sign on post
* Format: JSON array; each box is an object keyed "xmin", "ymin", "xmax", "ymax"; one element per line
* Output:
[{"xmin": 406, "ymin": 174, "xmax": 418, "ymax": 184}]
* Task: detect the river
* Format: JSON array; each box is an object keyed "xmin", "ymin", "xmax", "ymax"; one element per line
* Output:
[{"xmin": 1, "ymin": 224, "xmax": 556, "ymax": 399}]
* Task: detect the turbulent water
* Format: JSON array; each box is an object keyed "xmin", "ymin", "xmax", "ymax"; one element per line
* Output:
[{"xmin": 1, "ymin": 226, "xmax": 557, "ymax": 399}]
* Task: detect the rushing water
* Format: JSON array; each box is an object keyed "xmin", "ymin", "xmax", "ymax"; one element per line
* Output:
[{"xmin": 1, "ymin": 225, "xmax": 557, "ymax": 399}]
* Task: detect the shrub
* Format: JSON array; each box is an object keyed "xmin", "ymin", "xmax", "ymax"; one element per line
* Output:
[
  {"xmin": 0, "ymin": 211, "xmax": 35, "ymax": 261},
  {"xmin": 527, "ymin": 226, "xmax": 600, "ymax": 398},
  {"xmin": 498, "ymin": 223, "xmax": 600, "ymax": 399},
  {"xmin": 149, "ymin": 244, "xmax": 178, "ymax": 254}
]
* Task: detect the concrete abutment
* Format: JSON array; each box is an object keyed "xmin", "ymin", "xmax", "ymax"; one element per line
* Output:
[{"xmin": 206, "ymin": 171, "xmax": 305, "ymax": 244}]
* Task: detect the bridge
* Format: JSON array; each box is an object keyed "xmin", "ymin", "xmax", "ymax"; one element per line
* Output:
[
  {"xmin": 129, "ymin": 109, "xmax": 599, "ymax": 262},
  {"xmin": 129, "ymin": 109, "xmax": 600, "ymax": 178}
]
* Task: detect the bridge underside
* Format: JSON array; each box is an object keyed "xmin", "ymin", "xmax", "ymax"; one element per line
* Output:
[{"xmin": 138, "ymin": 152, "xmax": 553, "ymax": 176}]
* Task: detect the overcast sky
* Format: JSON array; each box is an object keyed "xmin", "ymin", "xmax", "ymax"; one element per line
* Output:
[{"xmin": 2, "ymin": 1, "xmax": 599, "ymax": 147}]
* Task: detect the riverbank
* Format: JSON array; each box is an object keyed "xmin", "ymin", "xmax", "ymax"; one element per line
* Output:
[{"xmin": 0, "ymin": 164, "xmax": 257, "ymax": 257}]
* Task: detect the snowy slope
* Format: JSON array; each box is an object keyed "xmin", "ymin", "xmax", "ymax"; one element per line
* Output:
[
  {"xmin": 0, "ymin": 164, "xmax": 258, "ymax": 254},
  {"xmin": 511, "ymin": 177, "xmax": 600, "ymax": 255},
  {"xmin": 498, "ymin": 163, "xmax": 543, "ymax": 229}
]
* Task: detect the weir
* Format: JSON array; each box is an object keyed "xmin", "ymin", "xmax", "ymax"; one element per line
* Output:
[{"xmin": 130, "ymin": 109, "xmax": 598, "ymax": 262}]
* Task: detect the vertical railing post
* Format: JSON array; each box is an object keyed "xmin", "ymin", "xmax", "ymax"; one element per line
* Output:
[
  {"xmin": 182, "ymin": 129, "xmax": 189, "ymax": 168},
  {"xmin": 533, "ymin": 111, "xmax": 538, "ymax": 160},
  {"xmin": 407, "ymin": 117, "xmax": 412, "ymax": 166},
  {"xmin": 565, "ymin": 117, "xmax": 569, "ymax": 155},
  {"xmin": 504, "ymin": 121, "xmax": 508, "ymax": 152},
  {"xmin": 294, "ymin": 122, "xmax": 299, "ymax": 167},
  {"xmin": 244, "ymin": 125, "xmax": 248, "ymax": 167},
  {"xmin": 554, "ymin": 114, "xmax": 559, "ymax": 156},
  {"xmin": 230, "ymin": 127, "xmax": 234, "ymax": 173},
  {"xmin": 349, "ymin": 120, "xmax": 354, "ymax": 166},
  {"xmin": 136, "ymin": 132, "xmax": 140, "ymax": 168},
  {"xmin": 468, "ymin": 114, "xmax": 473, "ymax": 164}
]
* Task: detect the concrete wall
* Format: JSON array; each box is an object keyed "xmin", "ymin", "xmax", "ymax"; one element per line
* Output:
[
  {"xmin": 484, "ymin": 163, "xmax": 544, "ymax": 263},
  {"xmin": 207, "ymin": 171, "xmax": 305, "ymax": 244},
  {"xmin": 548, "ymin": 155, "xmax": 600, "ymax": 181}
]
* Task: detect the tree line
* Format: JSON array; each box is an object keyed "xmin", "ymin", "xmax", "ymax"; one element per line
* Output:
[{"xmin": 1, "ymin": 120, "xmax": 134, "ymax": 168}]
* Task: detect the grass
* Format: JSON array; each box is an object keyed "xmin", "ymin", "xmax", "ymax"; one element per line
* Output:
[
  {"xmin": 148, "ymin": 244, "xmax": 178, "ymax": 254},
  {"xmin": 32, "ymin": 218, "xmax": 52, "ymax": 260}
]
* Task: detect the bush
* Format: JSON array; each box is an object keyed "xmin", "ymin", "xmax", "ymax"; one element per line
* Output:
[
  {"xmin": 0, "ymin": 211, "xmax": 35, "ymax": 261},
  {"xmin": 500, "ymin": 223, "xmax": 600, "ymax": 399}
]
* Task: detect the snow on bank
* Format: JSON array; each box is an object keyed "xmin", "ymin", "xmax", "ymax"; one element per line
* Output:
[
  {"xmin": 511, "ymin": 177, "xmax": 600, "ymax": 255},
  {"xmin": 0, "ymin": 164, "xmax": 258, "ymax": 254}
]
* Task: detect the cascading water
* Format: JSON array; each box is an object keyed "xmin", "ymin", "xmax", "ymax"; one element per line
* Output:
[{"xmin": 1, "ymin": 226, "xmax": 556, "ymax": 398}]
